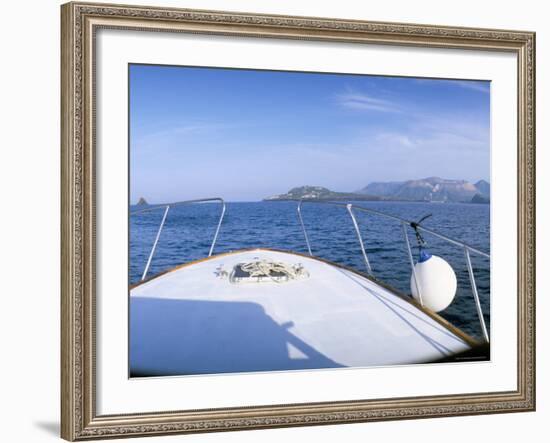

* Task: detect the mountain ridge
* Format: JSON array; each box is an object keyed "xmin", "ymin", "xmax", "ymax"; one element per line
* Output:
[
  {"xmin": 357, "ymin": 176, "xmax": 490, "ymax": 203},
  {"xmin": 264, "ymin": 177, "xmax": 490, "ymax": 203}
]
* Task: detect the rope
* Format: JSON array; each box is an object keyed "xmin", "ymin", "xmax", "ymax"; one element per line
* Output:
[
  {"xmin": 410, "ymin": 213, "xmax": 433, "ymax": 250},
  {"xmin": 238, "ymin": 259, "xmax": 308, "ymax": 283}
]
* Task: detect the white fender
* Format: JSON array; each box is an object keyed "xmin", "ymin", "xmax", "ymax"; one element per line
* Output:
[{"xmin": 410, "ymin": 254, "xmax": 457, "ymax": 312}]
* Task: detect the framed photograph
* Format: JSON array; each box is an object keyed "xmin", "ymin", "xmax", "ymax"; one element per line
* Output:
[{"xmin": 61, "ymin": 2, "xmax": 536, "ymax": 440}]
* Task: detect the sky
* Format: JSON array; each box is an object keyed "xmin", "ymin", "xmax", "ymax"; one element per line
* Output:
[{"xmin": 129, "ymin": 64, "xmax": 490, "ymax": 203}]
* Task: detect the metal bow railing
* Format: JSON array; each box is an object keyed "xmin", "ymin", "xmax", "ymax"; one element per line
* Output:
[
  {"xmin": 296, "ymin": 199, "xmax": 490, "ymax": 342},
  {"xmin": 130, "ymin": 196, "xmax": 490, "ymax": 342},
  {"xmin": 131, "ymin": 198, "xmax": 226, "ymax": 281}
]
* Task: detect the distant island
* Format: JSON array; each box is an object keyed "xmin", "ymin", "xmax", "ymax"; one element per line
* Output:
[
  {"xmin": 136, "ymin": 197, "xmax": 149, "ymax": 205},
  {"xmin": 263, "ymin": 186, "xmax": 381, "ymax": 202},
  {"xmin": 264, "ymin": 177, "xmax": 490, "ymax": 204},
  {"xmin": 471, "ymin": 193, "xmax": 490, "ymax": 204}
]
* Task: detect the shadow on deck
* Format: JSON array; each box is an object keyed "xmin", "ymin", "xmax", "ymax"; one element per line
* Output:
[{"xmin": 130, "ymin": 297, "xmax": 344, "ymax": 377}]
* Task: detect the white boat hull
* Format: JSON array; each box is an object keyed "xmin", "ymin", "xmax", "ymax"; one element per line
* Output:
[{"xmin": 130, "ymin": 249, "xmax": 474, "ymax": 376}]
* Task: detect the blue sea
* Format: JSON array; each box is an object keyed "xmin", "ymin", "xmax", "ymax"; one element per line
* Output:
[{"xmin": 130, "ymin": 201, "xmax": 490, "ymax": 340}]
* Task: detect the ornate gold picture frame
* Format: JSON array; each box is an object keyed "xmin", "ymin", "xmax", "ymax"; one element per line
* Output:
[{"xmin": 61, "ymin": 2, "xmax": 535, "ymax": 440}]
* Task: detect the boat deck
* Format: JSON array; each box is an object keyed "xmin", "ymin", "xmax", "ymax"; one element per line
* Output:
[{"xmin": 130, "ymin": 249, "xmax": 472, "ymax": 376}]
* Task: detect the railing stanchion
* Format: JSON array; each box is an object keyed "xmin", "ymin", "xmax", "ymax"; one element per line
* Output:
[
  {"xmin": 209, "ymin": 202, "xmax": 226, "ymax": 257},
  {"xmin": 347, "ymin": 204, "xmax": 372, "ymax": 274},
  {"xmin": 297, "ymin": 201, "xmax": 313, "ymax": 256},
  {"xmin": 141, "ymin": 205, "xmax": 170, "ymax": 281},
  {"xmin": 464, "ymin": 246, "xmax": 490, "ymax": 342},
  {"xmin": 132, "ymin": 197, "xmax": 225, "ymax": 280},
  {"xmin": 402, "ymin": 222, "xmax": 424, "ymax": 307}
]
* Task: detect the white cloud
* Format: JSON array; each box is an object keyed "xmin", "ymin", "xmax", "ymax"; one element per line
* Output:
[
  {"xmin": 336, "ymin": 91, "xmax": 402, "ymax": 113},
  {"xmin": 139, "ymin": 122, "xmax": 233, "ymax": 140},
  {"xmin": 132, "ymin": 121, "xmax": 240, "ymax": 152},
  {"xmin": 375, "ymin": 133, "xmax": 415, "ymax": 148},
  {"xmin": 414, "ymin": 78, "xmax": 490, "ymax": 94},
  {"xmin": 453, "ymin": 80, "xmax": 490, "ymax": 93}
]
